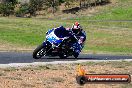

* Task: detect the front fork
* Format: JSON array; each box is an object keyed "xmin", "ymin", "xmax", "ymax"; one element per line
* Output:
[{"xmin": 43, "ymin": 41, "xmax": 52, "ymax": 54}]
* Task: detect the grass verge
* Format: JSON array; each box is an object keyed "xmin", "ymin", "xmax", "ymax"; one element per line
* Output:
[{"xmin": 0, "ymin": 0, "xmax": 132, "ymax": 54}]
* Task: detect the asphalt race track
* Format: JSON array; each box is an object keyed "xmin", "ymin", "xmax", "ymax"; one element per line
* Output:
[{"xmin": 0, "ymin": 52, "xmax": 132, "ymax": 68}]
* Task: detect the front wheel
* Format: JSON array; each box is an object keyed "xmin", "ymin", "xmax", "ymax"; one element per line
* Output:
[{"xmin": 33, "ymin": 44, "xmax": 46, "ymax": 59}]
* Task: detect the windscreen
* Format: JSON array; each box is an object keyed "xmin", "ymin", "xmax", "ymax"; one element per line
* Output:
[{"xmin": 54, "ymin": 27, "xmax": 68, "ymax": 38}]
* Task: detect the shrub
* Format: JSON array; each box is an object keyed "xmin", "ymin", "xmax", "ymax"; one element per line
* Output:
[
  {"xmin": 6, "ymin": 0, "xmax": 18, "ymax": 5},
  {"xmin": 0, "ymin": 2, "xmax": 15, "ymax": 16},
  {"xmin": 28, "ymin": 0, "xmax": 45, "ymax": 16},
  {"xmin": 15, "ymin": 4, "xmax": 29, "ymax": 17},
  {"xmin": 44, "ymin": 0, "xmax": 60, "ymax": 13},
  {"xmin": 59, "ymin": 0, "xmax": 65, "ymax": 4},
  {"xmin": 16, "ymin": 0, "xmax": 45, "ymax": 17}
]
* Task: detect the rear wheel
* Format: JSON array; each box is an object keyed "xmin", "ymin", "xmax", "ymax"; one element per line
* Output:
[
  {"xmin": 33, "ymin": 44, "xmax": 46, "ymax": 59},
  {"xmin": 59, "ymin": 43, "xmax": 69, "ymax": 59},
  {"xmin": 59, "ymin": 54, "xmax": 67, "ymax": 59},
  {"xmin": 73, "ymin": 52, "xmax": 79, "ymax": 58}
]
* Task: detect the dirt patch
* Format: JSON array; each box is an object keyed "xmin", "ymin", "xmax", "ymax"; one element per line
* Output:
[{"xmin": 0, "ymin": 61, "xmax": 131, "ymax": 88}]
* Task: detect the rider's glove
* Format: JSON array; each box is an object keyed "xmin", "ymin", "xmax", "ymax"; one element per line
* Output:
[{"xmin": 78, "ymin": 36, "xmax": 84, "ymax": 44}]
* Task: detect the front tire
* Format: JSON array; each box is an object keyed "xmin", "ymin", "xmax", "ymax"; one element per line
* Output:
[{"xmin": 33, "ymin": 44, "xmax": 45, "ymax": 59}]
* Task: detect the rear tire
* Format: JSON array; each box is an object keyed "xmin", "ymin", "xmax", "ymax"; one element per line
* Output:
[
  {"xmin": 59, "ymin": 54, "xmax": 67, "ymax": 59},
  {"xmin": 73, "ymin": 52, "xmax": 79, "ymax": 58},
  {"xmin": 33, "ymin": 44, "xmax": 45, "ymax": 59}
]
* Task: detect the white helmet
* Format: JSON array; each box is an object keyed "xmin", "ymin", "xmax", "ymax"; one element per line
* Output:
[{"xmin": 72, "ymin": 22, "xmax": 82, "ymax": 34}]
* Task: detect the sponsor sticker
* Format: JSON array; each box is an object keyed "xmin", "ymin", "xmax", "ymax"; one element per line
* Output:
[{"xmin": 76, "ymin": 65, "xmax": 131, "ymax": 85}]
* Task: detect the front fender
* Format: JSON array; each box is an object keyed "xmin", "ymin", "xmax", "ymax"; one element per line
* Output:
[{"xmin": 43, "ymin": 41, "xmax": 51, "ymax": 46}]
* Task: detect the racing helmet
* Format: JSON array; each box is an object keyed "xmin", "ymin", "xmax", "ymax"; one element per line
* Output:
[{"xmin": 72, "ymin": 22, "xmax": 82, "ymax": 35}]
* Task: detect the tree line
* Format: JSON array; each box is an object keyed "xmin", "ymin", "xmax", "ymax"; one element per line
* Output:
[{"xmin": 0, "ymin": 0, "xmax": 110, "ymax": 17}]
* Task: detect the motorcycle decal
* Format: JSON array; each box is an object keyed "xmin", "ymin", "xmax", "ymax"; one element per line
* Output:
[{"xmin": 46, "ymin": 31, "xmax": 63, "ymax": 46}]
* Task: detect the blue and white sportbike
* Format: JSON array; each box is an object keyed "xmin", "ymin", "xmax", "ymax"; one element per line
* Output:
[{"xmin": 33, "ymin": 26, "xmax": 79, "ymax": 59}]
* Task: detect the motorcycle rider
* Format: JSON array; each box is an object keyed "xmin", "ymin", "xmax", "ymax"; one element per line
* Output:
[
  {"xmin": 46, "ymin": 22, "xmax": 86, "ymax": 57},
  {"xmin": 70, "ymin": 22, "xmax": 86, "ymax": 56}
]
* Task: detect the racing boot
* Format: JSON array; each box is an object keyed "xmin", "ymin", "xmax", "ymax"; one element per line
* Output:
[
  {"xmin": 72, "ymin": 42, "xmax": 81, "ymax": 58},
  {"xmin": 73, "ymin": 50, "xmax": 80, "ymax": 58}
]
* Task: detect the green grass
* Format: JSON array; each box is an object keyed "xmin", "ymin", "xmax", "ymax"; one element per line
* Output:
[
  {"xmin": 0, "ymin": 0, "xmax": 132, "ymax": 54},
  {"xmin": 0, "ymin": 17, "xmax": 131, "ymax": 54},
  {"xmin": 70, "ymin": 0, "xmax": 132, "ymax": 29},
  {"xmin": 77, "ymin": 7, "xmax": 132, "ymax": 20},
  {"xmin": 0, "ymin": 17, "xmax": 71, "ymax": 46}
]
